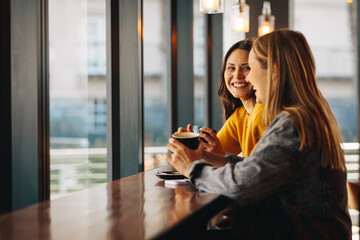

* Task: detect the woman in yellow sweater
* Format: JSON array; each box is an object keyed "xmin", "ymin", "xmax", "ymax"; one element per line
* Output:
[
  {"xmin": 185, "ymin": 39, "xmax": 266, "ymax": 157},
  {"xmin": 188, "ymin": 39, "xmax": 267, "ymax": 229}
]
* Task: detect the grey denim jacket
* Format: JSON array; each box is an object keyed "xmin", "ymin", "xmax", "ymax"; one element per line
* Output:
[{"xmin": 189, "ymin": 113, "xmax": 352, "ymax": 240}]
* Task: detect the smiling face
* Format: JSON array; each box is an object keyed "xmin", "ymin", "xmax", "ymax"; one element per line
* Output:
[
  {"xmin": 224, "ymin": 49, "xmax": 252, "ymax": 100},
  {"xmin": 246, "ymin": 49, "xmax": 268, "ymax": 103}
]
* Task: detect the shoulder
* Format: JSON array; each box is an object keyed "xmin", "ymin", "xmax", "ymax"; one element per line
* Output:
[
  {"xmin": 250, "ymin": 104, "xmax": 266, "ymax": 132},
  {"xmin": 261, "ymin": 113, "xmax": 299, "ymax": 144},
  {"xmin": 269, "ymin": 112, "xmax": 294, "ymax": 128},
  {"xmin": 235, "ymin": 106, "xmax": 247, "ymax": 115},
  {"xmin": 252, "ymin": 113, "xmax": 301, "ymax": 157},
  {"xmin": 251, "ymin": 103, "xmax": 264, "ymax": 119},
  {"xmin": 253, "ymin": 103, "xmax": 264, "ymax": 112},
  {"xmin": 228, "ymin": 106, "xmax": 247, "ymax": 121}
]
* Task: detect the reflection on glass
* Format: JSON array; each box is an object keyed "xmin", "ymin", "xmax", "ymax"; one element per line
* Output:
[
  {"xmin": 49, "ymin": 0, "xmax": 107, "ymax": 199},
  {"xmin": 293, "ymin": 0, "xmax": 358, "ymax": 179},
  {"xmin": 194, "ymin": 0, "xmax": 206, "ymax": 127},
  {"xmin": 143, "ymin": 0, "xmax": 168, "ymax": 170}
]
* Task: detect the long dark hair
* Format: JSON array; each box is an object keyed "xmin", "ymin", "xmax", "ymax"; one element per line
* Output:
[{"xmin": 218, "ymin": 39, "xmax": 253, "ymax": 120}]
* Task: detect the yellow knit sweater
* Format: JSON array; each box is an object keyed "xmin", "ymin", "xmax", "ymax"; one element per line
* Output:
[{"xmin": 217, "ymin": 103, "xmax": 266, "ymax": 157}]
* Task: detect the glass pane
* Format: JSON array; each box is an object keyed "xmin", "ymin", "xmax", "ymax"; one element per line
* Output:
[
  {"xmin": 49, "ymin": 0, "xmax": 107, "ymax": 199},
  {"xmin": 293, "ymin": 0, "xmax": 358, "ymax": 176},
  {"xmin": 193, "ymin": 0, "xmax": 206, "ymax": 127},
  {"xmin": 143, "ymin": 0, "xmax": 169, "ymax": 170}
]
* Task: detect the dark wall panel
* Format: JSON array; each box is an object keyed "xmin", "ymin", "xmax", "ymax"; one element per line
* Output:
[
  {"xmin": 205, "ymin": 14, "xmax": 223, "ymax": 131},
  {"xmin": 107, "ymin": 0, "xmax": 143, "ymax": 179},
  {"xmin": 11, "ymin": 0, "xmax": 40, "ymax": 210},
  {"xmin": 247, "ymin": 0, "xmax": 289, "ymax": 38},
  {"xmin": 119, "ymin": 0, "xmax": 143, "ymax": 177},
  {"xmin": 168, "ymin": 0, "xmax": 194, "ymax": 133}
]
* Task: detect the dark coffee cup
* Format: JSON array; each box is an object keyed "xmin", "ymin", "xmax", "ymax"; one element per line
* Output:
[
  {"xmin": 193, "ymin": 126, "xmax": 217, "ymax": 144},
  {"xmin": 172, "ymin": 132, "xmax": 200, "ymax": 150}
]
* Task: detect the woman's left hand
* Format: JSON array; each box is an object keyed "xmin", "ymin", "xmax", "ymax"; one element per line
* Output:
[
  {"xmin": 164, "ymin": 138, "xmax": 205, "ymax": 178},
  {"xmin": 198, "ymin": 127, "xmax": 225, "ymax": 155}
]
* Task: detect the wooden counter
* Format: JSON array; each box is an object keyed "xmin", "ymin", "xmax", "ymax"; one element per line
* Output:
[{"xmin": 0, "ymin": 166, "xmax": 231, "ymax": 240}]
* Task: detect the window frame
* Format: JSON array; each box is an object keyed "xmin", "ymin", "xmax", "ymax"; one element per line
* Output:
[{"xmin": 4, "ymin": 0, "xmax": 358, "ymax": 216}]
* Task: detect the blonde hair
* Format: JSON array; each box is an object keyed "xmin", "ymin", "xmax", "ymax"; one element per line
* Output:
[{"xmin": 252, "ymin": 29, "xmax": 345, "ymax": 171}]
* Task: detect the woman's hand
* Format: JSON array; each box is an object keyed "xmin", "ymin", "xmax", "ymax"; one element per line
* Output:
[
  {"xmin": 199, "ymin": 127, "xmax": 226, "ymax": 155},
  {"xmin": 174, "ymin": 124, "xmax": 225, "ymax": 155},
  {"xmin": 164, "ymin": 138, "xmax": 205, "ymax": 178},
  {"xmin": 177, "ymin": 124, "xmax": 194, "ymax": 133}
]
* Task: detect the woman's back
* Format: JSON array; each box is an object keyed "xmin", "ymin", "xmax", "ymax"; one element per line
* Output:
[{"xmin": 228, "ymin": 113, "xmax": 351, "ymax": 240}]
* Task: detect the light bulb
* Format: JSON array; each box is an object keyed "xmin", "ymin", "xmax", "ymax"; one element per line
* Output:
[
  {"xmin": 258, "ymin": 1, "xmax": 275, "ymax": 36},
  {"xmin": 203, "ymin": 0, "xmax": 219, "ymax": 10},
  {"xmin": 200, "ymin": 0, "xmax": 224, "ymax": 14},
  {"xmin": 235, "ymin": 16, "xmax": 245, "ymax": 30},
  {"xmin": 231, "ymin": 1, "xmax": 250, "ymax": 32},
  {"xmin": 258, "ymin": 20, "xmax": 273, "ymax": 36}
]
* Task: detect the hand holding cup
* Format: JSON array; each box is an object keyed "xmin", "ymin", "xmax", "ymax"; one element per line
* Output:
[
  {"xmin": 165, "ymin": 132, "xmax": 204, "ymax": 178},
  {"xmin": 171, "ymin": 132, "xmax": 200, "ymax": 150}
]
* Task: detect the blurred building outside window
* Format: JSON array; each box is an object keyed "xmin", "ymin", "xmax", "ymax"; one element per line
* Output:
[
  {"xmin": 194, "ymin": 0, "xmax": 206, "ymax": 128},
  {"xmin": 143, "ymin": 0, "xmax": 169, "ymax": 170},
  {"xmin": 49, "ymin": 0, "xmax": 107, "ymax": 199},
  {"xmin": 293, "ymin": 0, "xmax": 358, "ymax": 179}
]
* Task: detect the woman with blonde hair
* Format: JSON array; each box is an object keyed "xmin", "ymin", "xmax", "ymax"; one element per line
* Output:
[{"xmin": 165, "ymin": 29, "xmax": 351, "ymax": 239}]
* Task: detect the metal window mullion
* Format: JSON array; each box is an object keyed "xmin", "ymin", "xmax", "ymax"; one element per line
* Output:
[
  {"xmin": 205, "ymin": 14, "xmax": 223, "ymax": 130},
  {"xmin": 107, "ymin": 0, "xmax": 143, "ymax": 179},
  {"xmin": 10, "ymin": 0, "xmax": 42, "ymax": 210},
  {"xmin": 38, "ymin": 0, "xmax": 50, "ymax": 203}
]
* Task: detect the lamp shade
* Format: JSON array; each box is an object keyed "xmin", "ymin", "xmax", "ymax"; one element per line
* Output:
[
  {"xmin": 258, "ymin": 1, "xmax": 275, "ymax": 36},
  {"xmin": 200, "ymin": 0, "xmax": 224, "ymax": 14},
  {"xmin": 231, "ymin": 1, "xmax": 250, "ymax": 32}
]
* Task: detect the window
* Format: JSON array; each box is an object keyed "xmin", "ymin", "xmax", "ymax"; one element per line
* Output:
[
  {"xmin": 143, "ymin": 0, "xmax": 169, "ymax": 170},
  {"xmin": 49, "ymin": 0, "xmax": 107, "ymax": 199},
  {"xmin": 293, "ymin": 0, "xmax": 358, "ymax": 179},
  {"xmin": 193, "ymin": 0, "xmax": 206, "ymax": 127}
]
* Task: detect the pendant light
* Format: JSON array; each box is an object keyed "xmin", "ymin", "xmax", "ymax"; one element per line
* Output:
[
  {"xmin": 258, "ymin": 1, "xmax": 275, "ymax": 36},
  {"xmin": 230, "ymin": 0, "xmax": 250, "ymax": 32},
  {"xmin": 200, "ymin": 0, "xmax": 224, "ymax": 14}
]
